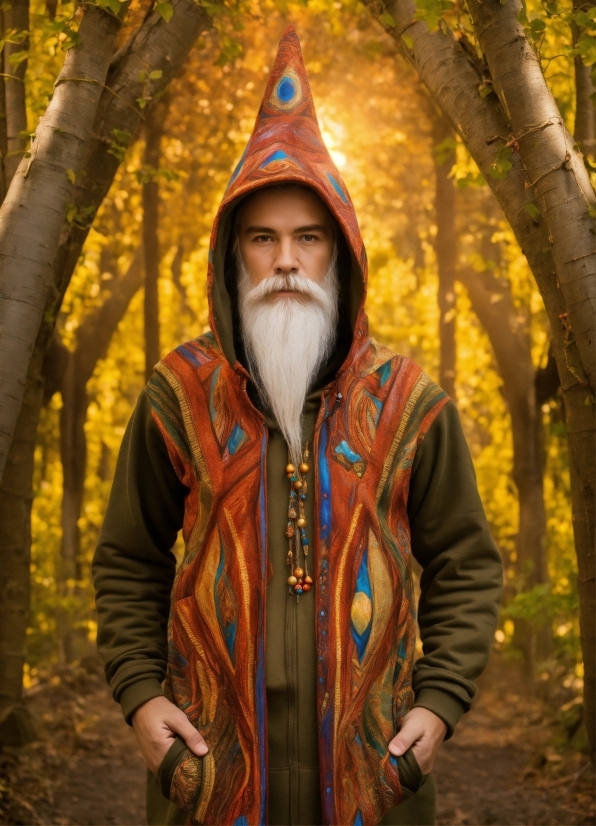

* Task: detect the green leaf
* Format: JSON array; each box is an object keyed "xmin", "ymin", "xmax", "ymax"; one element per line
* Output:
[
  {"xmin": 137, "ymin": 98, "xmax": 148, "ymax": 109},
  {"xmin": 137, "ymin": 70, "xmax": 147, "ymax": 83},
  {"xmin": 402, "ymin": 34, "xmax": 414, "ymax": 49},
  {"xmin": 573, "ymin": 11, "xmax": 593, "ymax": 27},
  {"xmin": 66, "ymin": 168, "xmax": 76, "ymax": 184},
  {"xmin": 156, "ymin": 1, "xmax": 174, "ymax": 21},
  {"xmin": 149, "ymin": 69, "xmax": 163, "ymax": 80},
  {"xmin": 413, "ymin": 0, "xmax": 454, "ymax": 32},
  {"xmin": 379, "ymin": 10, "xmax": 396, "ymax": 27},
  {"xmin": 488, "ymin": 145, "xmax": 513, "ymax": 180},
  {"xmin": 524, "ymin": 203, "xmax": 541, "ymax": 220}
]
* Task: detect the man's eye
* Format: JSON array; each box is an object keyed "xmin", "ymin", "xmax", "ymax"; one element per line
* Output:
[
  {"xmin": 302, "ymin": 234, "xmax": 317, "ymax": 242},
  {"xmin": 254, "ymin": 235, "xmax": 272, "ymax": 242}
]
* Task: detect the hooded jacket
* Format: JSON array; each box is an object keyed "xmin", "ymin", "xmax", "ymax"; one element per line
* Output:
[{"xmin": 93, "ymin": 26, "xmax": 503, "ymax": 826}]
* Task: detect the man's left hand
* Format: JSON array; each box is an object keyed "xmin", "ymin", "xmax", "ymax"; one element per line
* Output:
[{"xmin": 388, "ymin": 707, "xmax": 447, "ymax": 775}]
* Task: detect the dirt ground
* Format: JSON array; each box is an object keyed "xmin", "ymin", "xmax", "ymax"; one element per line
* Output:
[{"xmin": 0, "ymin": 656, "xmax": 594, "ymax": 826}]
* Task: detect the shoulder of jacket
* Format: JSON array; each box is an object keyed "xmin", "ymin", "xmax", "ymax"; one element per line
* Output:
[{"xmin": 160, "ymin": 332, "xmax": 224, "ymax": 372}]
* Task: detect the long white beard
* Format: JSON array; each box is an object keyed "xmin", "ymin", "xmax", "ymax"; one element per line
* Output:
[{"xmin": 237, "ymin": 247, "xmax": 339, "ymax": 466}]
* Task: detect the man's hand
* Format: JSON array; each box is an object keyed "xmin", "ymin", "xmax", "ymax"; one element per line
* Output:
[
  {"xmin": 388, "ymin": 707, "xmax": 447, "ymax": 775},
  {"xmin": 132, "ymin": 695, "xmax": 208, "ymax": 775}
]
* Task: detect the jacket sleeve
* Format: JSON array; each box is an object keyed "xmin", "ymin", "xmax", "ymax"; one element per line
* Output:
[
  {"xmin": 407, "ymin": 399, "xmax": 503, "ymax": 737},
  {"xmin": 92, "ymin": 387, "xmax": 188, "ymax": 724}
]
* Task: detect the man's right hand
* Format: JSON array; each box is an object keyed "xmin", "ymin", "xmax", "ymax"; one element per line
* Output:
[{"xmin": 131, "ymin": 695, "xmax": 209, "ymax": 774}]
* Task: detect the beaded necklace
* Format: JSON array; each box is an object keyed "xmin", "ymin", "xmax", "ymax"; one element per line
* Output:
[{"xmin": 285, "ymin": 445, "xmax": 313, "ymax": 601}]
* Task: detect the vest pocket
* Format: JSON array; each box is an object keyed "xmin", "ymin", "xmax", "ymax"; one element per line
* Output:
[
  {"xmin": 158, "ymin": 735, "xmax": 208, "ymax": 815},
  {"xmin": 157, "ymin": 736, "xmax": 191, "ymax": 801},
  {"xmin": 397, "ymin": 747, "xmax": 425, "ymax": 796}
]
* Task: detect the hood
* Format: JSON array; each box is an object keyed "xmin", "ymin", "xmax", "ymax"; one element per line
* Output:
[{"xmin": 207, "ymin": 24, "xmax": 369, "ymax": 380}]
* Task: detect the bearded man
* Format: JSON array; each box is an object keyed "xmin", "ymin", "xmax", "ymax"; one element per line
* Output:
[{"xmin": 93, "ymin": 26, "xmax": 502, "ymax": 826}]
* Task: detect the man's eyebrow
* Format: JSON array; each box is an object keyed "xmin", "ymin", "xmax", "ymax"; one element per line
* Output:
[
  {"xmin": 243, "ymin": 223, "xmax": 330, "ymax": 234},
  {"xmin": 244, "ymin": 225, "xmax": 276, "ymax": 234}
]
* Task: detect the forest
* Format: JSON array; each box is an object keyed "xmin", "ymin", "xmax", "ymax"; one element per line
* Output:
[{"xmin": 0, "ymin": 0, "xmax": 594, "ymax": 823}]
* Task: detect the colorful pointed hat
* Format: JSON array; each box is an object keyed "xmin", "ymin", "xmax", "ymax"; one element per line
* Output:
[{"xmin": 209, "ymin": 25, "xmax": 367, "ymax": 286}]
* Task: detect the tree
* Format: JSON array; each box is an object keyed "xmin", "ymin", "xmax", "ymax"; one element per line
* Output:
[
  {"xmin": 0, "ymin": 0, "xmax": 211, "ymax": 744},
  {"xmin": 0, "ymin": 2, "xmax": 129, "ymax": 481},
  {"xmin": 365, "ymin": 0, "xmax": 595, "ymax": 758},
  {"xmin": 53, "ymin": 255, "xmax": 142, "ymax": 661}
]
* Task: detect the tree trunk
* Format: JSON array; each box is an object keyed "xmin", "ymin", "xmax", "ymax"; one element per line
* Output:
[
  {"xmin": 466, "ymin": 0, "xmax": 595, "ymax": 393},
  {"xmin": 0, "ymin": 345, "xmax": 43, "ymax": 745},
  {"xmin": 459, "ymin": 259, "xmax": 551, "ymax": 673},
  {"xmin": 366, "ymin": 0, "xmax": 595, "ymax": 759},
  {"xmin": 0, "ymin": 1, "xmax": 209, "ymax": 736},
  {"xmin": 0, "ymin": 10, "xmax": 8, "ymax": 202},
  {"xmin": 572, "ymin": 0, "xmax": 595, "ymax": 159},
  {"xmin": 0, "ymin": 3, "xmax": 128, "ymax": 483},
  {"xmin": 57, "ymin": 255, "xmax": 142, "ymax": 661},
  {"xmin": 465, "ymin": 0, "xmax": 596, "ymax": 755},
  {"xmin": 143, "ymin": 109, "xmax": 163, "ymax": 382},
  {"xmin": 49, "ymin": 0, "xmax": 211, "ymax": 325},
  {"xmin": 432, "ymin": 115, "xmax": 457, "ymax": 400},
  {"xmin": 3, "ymin": 0, "xmax": 29, "ymax": 188}
]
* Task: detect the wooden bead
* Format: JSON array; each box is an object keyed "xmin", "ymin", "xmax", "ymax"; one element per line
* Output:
[
  {"xmin": 286, "ymin": 464, "xmax": 295, "ymax": 474},
  {"xmin": 286, "ymin": 526, "xmax": 294, "ymax": 538},
  {"xmin": 304, "ymin": 575, "xmax": 313, "ymax": 584},
  {"xmin": 297, "ymin": 517, "xmax": 306, "ymax": 528},
  {"xmin": 302, "ymin": 582, "xmax": 311, "ymax": 592},
  {"xmin": 293, "ymin": 479, "xmax": 303, "ymax": 490},
  {"xmin": 294, "ymin": 567, "xmax": 304, "ymax": 579},
  {"xmin": 288, "ymin": 508, "xmax": 297, "ymax": 519},
  {"xmin": 287, "ymin": 575, "xmax": 297, "ymax": 586},
  {"xmin": 299, "ymin": 463, "xmax": 309, "ymax": 474}
]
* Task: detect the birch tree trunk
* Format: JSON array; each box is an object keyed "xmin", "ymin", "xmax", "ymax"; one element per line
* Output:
[
  {"xmin": 0, "ymin": 3, "xmax": 128, "ymax": 482},
  {"xmin": 366, "ymin": 0, "xmax": 595, "ymax": 758}
]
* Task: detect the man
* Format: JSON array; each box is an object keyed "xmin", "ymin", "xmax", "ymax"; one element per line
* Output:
[{"xmin": 92, "ymin": 26, "xmax": 502, "ymax": 826}]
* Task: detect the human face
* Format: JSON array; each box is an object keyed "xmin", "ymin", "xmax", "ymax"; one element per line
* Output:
[{"xmin": 236, "ymin": 186, "xmax": 335, "ymax": 298}]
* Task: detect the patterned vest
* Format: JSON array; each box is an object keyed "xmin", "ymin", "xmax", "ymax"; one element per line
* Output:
[{"xmin": 146, "ymin": 332, "xmax": 447, "ymax": 825}]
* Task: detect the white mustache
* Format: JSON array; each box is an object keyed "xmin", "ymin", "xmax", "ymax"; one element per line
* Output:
[{"xmin": 242, "ymin": 273, "xmax": 330, "ymax": 306}]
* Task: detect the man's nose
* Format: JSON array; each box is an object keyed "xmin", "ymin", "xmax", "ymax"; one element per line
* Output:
[{"xmin": 274, "ymin": 238, "xmax": 298, "ymax": 274}]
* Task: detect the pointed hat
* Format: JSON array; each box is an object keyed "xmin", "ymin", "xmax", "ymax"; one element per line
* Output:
[{"xmin": 209, "ymin": 25, "xmax": 367, "ymax": 287}]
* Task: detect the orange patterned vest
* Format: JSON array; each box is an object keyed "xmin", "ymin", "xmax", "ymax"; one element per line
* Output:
[{"xmin": 147, "ymin": 334, "xmax": 447, "ymax": 825}]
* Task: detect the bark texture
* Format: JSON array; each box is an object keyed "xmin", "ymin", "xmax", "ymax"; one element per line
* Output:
[
  {"xmin": 3, "ymin": 0, "xmax": 29, "ymax": 188},
  {"xmin": 0, "ymin": 3, "xmax": 126, "ymax": 482},
  {"xmin": 365, "ymin": 0, "xmax": 595, "ymax": 755}
]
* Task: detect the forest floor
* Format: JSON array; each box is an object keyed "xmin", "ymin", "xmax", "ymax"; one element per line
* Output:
[{"xmin": 0, "ymin": 654, "xmax": 594, "ymax": 826}]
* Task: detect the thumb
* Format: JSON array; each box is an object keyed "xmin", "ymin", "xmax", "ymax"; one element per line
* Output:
[
  {"xmin": 170, "ymin": 711, "xmax": 209, "ymax": 757},
  {"xmin": 388, "ymin": 718, "xmax": 420, "ymax": 757}
]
